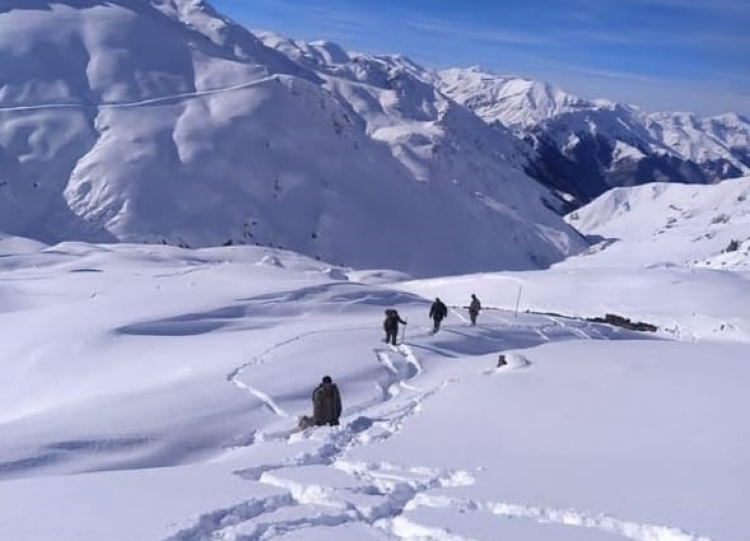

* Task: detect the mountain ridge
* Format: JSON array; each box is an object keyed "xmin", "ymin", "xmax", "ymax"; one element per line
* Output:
[
  {"xmin": 435, "ymin": 66, "xmax": 750, "ymax": 202},
  {"xmin": 0, "ymin": 0, "xmax": 586, "ymax": 277}
]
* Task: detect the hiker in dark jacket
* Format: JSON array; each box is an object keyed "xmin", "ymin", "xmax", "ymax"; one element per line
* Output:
[
  {"xmin": 468, "ymin": 294, "xmax": 481, "ymax": 326},
  {"xmin": 429, "ymin": 297, "xmax": 448, "ymax": 333},
  {"xmin": 312, "ymin": 375, "xmax": 342, "ymax": 426},
  {"xmin": 383, "ymin": 309, "xmax": 407, "ymax": 345}
]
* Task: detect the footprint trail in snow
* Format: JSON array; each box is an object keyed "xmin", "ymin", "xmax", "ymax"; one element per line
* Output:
[{"xmin": 174, "ymin": 319, "xmax": 715, "ymax": 541}]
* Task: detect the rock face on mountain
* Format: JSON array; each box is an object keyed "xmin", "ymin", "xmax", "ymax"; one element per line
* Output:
[
  {"xmin": 438, "ymin": 67, "xmax": 750, "ymax": 203},
  {"xmin": 0, "ymin": 1, "xmax": 587, "ymax": 277}
]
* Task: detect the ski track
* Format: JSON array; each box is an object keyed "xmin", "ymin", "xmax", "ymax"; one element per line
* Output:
[{"xmin": 171, "ymin": 316, "xmax": 707, "ymax": 541}]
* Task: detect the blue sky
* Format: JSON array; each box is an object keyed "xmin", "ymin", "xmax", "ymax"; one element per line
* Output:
[{"xmin": 213, "ymin": 0, "xmax": 749, "ymax": 116}]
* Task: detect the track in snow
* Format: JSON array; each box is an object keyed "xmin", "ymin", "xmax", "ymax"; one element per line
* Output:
[
  {"xmin": 0, "ymin": 76, "xmax": 281, "ymax": 113},
  {"xmin": 173, "ymin": 313, "xmax": 696, "ymax": 541}
]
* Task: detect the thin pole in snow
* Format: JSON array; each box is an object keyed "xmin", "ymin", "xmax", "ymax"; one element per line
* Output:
[{"xmin": 514, "ymin": 285, "xmax": 523, "ymax": 317}]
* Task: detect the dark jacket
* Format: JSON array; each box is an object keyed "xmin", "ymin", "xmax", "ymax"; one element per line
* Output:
[
  {"xmin": 384, "ymin": 311, "xmax": 407, "ymax": 332},
  {"xmin": 469, "ymin": 297, "xmax": 481, "ymax": 315},
  {"xmin": 429, "ymin": 300, "xmax": 448, "ymax": 320},
  {"xmin": 312, "ymin": 382, "xmax": 342, "ymax": 424}
]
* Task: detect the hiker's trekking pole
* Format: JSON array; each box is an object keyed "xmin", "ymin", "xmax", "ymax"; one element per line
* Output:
[
  {"xmin": 400, "ymin": 322, "xmax": 407, "ymax": 344},
  {"xmin": 514, "ymin": 285, "xmax": 523, "ymax": 318}
]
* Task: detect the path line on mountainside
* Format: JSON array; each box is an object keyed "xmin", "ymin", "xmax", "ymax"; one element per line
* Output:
[{"xmin": 0, "ymin": 76, "xmax": 281, "ymax": 113}]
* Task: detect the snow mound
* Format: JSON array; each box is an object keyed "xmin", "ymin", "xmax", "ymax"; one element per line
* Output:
[
  {"xmin": 257, "ymin": 255, "xmax": 285, "ymax": 268},
  {"xmin": 497, "ymin": 352, "xmax": 531, "ymax": 370},
  {"xmin": 320, "ymin": 267, "xmax": 349, "ymax": 281}
]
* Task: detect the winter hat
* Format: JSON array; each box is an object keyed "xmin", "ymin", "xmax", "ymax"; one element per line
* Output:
[{"xmin": 322, "ymin": 375, "xmax": 332, "ymax": 384}]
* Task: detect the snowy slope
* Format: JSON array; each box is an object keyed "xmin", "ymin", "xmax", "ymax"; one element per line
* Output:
[
  {"xmin": 0, "ymin": 239, "xmax": 748, "ymax": 540},
  {"xmin": 643, "ymin": 111, "xmax": 750, "ymax": 168},
  {"xmin": 400, "ymin": 178, "xmax": 750, "ymax": 340},
  {"xmin": 566, "ymin": 176, "xmax": 750, "ymax": 270},
  {"xmin": 437, "ymin": 67, "xmax": 750, "ymax": 200},
  {"xmin": 0, "ymin": 1, "xmax": 585, "ymax": 277}
]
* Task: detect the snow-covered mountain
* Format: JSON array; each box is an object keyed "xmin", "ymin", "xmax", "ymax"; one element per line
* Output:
[
  {"xmin": 438, "ymin": 67, "xmax": 750, "ymax": 202},
  {"xmin": 438, "ymin": 67, "xmax": 599, "ymax": 131},
  {"xmin": 0, "ymin": 1, "xmax": 585, "ymax": 277},
  {"xmin": 565, "ymin": 176, "xmax": 750, "ymax": 270}
]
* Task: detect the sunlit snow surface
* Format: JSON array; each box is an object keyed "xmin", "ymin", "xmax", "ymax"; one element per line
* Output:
[{"xmin": 0, "ymin": 238, "xmax": 748, "ymax": 541}]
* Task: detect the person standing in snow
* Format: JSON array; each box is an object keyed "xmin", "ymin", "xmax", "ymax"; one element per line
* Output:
[
  {"xmin": 312, "ymin": 375, "xmax": 342, "ymax": 426},
  {"xmin": 468, "ymin": 294, "xmax": 481, "ymax": 326},
  {"xmin": 383, "ymin": 309, "xmax": 407, "ymax": 345},
  {"xmin": 429, "ymin": 297, "xmax": 448, "ymax": 333}
]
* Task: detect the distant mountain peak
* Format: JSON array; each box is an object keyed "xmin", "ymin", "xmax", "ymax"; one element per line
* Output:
[
  {"xmin": 436, "ymin": 66, "xmax": 750, "ymax": 202},
  {"xmin": 437, "ymin": 67, "xmax": 593, "ymax": 131}
]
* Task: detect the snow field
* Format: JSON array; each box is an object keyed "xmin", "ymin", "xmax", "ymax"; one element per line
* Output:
[{"xmin": 0, "ymin": 241, "xmax": 747, "ymax": 540}]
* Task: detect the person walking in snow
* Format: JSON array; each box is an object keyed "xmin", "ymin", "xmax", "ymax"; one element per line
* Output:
[
  {"xmin": 383, "ymin": 308, "xmax": 407, "ymax": 345},
  {"xmin": 429, "ymin": 297, "xmax": 448, "ymax": 333},
  {"xmin": 468, "ymin": 294, "xmax": 481, "ymax": 326},
  {"xmin": 312, "ymin": 375, "xmax": 342, "ymax": 426}
]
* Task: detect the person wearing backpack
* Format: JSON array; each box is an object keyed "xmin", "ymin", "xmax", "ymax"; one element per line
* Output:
[
  {"xmin": 468, "ymin": 294, "xmax": 481, "ymax": 326},
  {"xmin": 429, "ymin": 297, "xmax": 448, "ymax": 333},
  {"xmin": 312, "ymin": 375, "xmax": 342, "ymax": 426},
  {"xmin": 383, "ymin": 309, "xmax": 407, "ymax": 345}
]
